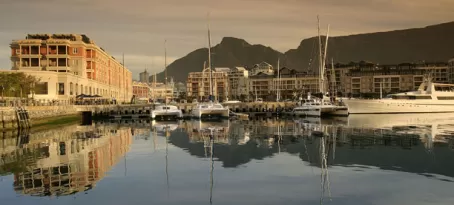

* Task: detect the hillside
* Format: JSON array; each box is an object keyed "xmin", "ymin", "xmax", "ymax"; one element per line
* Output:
[
  {"xmin": 153, "ymin": 37, "xmax": 285, "ymax": 82},
  {"xmin": 286, "ymin": 21, "xmax": 454, "ymax": 71},
  {"xmin": 156, "ymin": 21, "xmax": 454, "ymax": 82}
]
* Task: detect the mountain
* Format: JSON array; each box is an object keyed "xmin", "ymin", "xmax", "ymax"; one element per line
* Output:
[
  {"xmin": 153, "ymin": 37, "xmax": 285, "ymax": 82},
  {"xmin": 285, "ymin": 21, "xmax": 454, "ymax": 71},
  {"xmin": 155, "ymin": 22, "xmax": 454, "ymax": 82}
]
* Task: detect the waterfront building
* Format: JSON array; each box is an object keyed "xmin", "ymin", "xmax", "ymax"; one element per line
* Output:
[
  {"xmin": 132, "ymin": 81, "xmax": 150, "ymax": 99},
  {"xmin": 9, "ymin": 34, "xmax": 132, "ymax": 103},
  {"xmin": 139, "ymin": 69, "xmax": 149, "ymax": 83},
  {"xmin": 186, "ymin": 67, "xmax": 229, "ymax": 102},
  {"xmin": 328, "ymin": 61, "xmax": 451, "ymax": 97},
  {"xmin": 249, "ymin": 62, "xmax": 274, "ymax": 76},
  {"xmin": 226, "ymin": 67, "xmax": 249, "ymax": 100},
  {"xmin": 247, "ymin": 67, "xmax": 320, "ymax": 101}
]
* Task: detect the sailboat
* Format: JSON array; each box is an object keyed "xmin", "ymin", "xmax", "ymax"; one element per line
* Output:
[
  {"xmin": 151, "ymin": 40, "xmax": 183, "ymax": 119},
  {"xmin": 292, "ymin": 16, "xmax": 348, "ymax": 117},
  {"xmin": 191, "ymin": 14, "xmax": 229, "ymax": 119}
]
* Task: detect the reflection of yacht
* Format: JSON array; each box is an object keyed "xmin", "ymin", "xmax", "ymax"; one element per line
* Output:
[
  {"xmin": 191, "ymin": 102, "xmax": 229, "ymax": 119},
  {"xmin": 344, "ymin": 77, "xmax": 454, "ymax": 114},
  {"xmin": 151, "ymin": 120, "xmax": 180, "ymax": 133},
  {"xmin": 151, "ymin": 105, "xmax": 183, "ymax": 119},
  {"xmin": 347, "ymin": 113, "xmax": 454, "ymax": 129},
  {"xmin": 191, "ymin": 119, "xmax": 230, "ymax": 133}
]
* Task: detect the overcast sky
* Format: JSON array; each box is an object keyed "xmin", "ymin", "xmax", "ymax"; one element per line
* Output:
[{"xmin": 0, "ymin": 0, "xmax": 453, "ymax": 79}]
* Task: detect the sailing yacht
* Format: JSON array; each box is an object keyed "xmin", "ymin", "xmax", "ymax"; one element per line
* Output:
[
  {"xmin": 292, "ymin": 16, "xmax": 348, "ymax": 117},
  {"xmin": 191, "ymin": 15, "xmax": 229, "ymax": 119},
  {"xmin": 151, "ymin": 40, "xmax": 183, "ymax": 119}
]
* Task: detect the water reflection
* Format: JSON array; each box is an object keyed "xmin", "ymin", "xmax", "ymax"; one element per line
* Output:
[
  {"xmin": 1, "ymin": 114, "xmax": 454, "ymax": 204},
  {"xmin": 1, "ymin": 124, "xmax": 132, "ymax": 197}
]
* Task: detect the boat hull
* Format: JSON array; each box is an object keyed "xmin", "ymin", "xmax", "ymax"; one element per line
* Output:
[
  {"xmin": 151, "ymin": 111, "xmax": 183, "ymax": 119},
  {"xmin": 344, "ymin": 99, "xmax": 454, "ymax": 114}
]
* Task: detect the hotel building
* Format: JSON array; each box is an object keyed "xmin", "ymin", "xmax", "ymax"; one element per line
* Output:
[{"xmin": 9, "ymin": 34, "xmax": 132, "ymax": 103}]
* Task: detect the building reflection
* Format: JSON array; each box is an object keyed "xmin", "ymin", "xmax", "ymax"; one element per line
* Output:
[
  {"xmin": 171, "ymin": 116, "xmax": 454, "ymax": 180},
  {"xmin": 0, "ymin": 124, "xmax": 133, "ymax": 197}
]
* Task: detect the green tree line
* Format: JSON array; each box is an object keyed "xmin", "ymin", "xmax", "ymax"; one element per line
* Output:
[{"xmin": 0, "ymin": 72, "xmax": 40, "ymax": 99}]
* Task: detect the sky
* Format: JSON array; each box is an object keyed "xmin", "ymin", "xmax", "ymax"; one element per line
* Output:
[{"xmin": 0, "ymin": 0, "xmax": 453, "ymax": 79}]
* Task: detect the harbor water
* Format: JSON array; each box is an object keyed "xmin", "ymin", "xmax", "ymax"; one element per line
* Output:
[{"xmin": 1, "ymin": 114, "xmax": 454, "ymax": 205}]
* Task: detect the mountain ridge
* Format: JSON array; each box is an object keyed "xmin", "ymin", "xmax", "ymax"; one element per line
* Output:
[{"xmin": 154, "ymin": 21, "xmax": 454, "ymax": 82}]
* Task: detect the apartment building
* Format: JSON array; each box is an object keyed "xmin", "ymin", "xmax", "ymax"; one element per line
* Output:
[
  {"xmin": 247, "ymin": 67, "xmax": 320, "ymax": 101},
  {"xmin": 226, "ymin": 67, "xmax": 248, "ymax": 100},
  {"xmin": 9, "ymin": 34, "xmax": 132, "ymax": 103},
  {"xmin": 249, "ymin": 61, "xmax": 274, "ymax": 76},
  {"xmin": 186, "ymin": 67, "xmax": 229, "ymax": 102},
  {"xmin": 328, "ymin": 61, "xmax": 450, "ymax": 97}
]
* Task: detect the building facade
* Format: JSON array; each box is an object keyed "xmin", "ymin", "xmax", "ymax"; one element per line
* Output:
[
  {"xmin": 227, "ymin": 67, "xmax": 249, "ymax": 100},
  {"xmin": 327, "ymin": 61, "xmax": 451, "ymax": 98},
  {"xmin": 132, "ymin": 81, "xmax": 150, "ymax": 99},
  {"xmin": 9, "ymin": 34, "xmax": 132, "ymax": 103},
  {"xmin": 186, "ymin": 67, "xmax": 229, "ymax": 102},
  {"xmin": 247, "ymin": 67, "xmax": 320, "ymax": 101}
]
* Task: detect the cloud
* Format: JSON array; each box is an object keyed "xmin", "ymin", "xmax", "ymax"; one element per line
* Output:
[{"xmin": 0, "ymin": 0, "xmax": 453, "ymax": 76}]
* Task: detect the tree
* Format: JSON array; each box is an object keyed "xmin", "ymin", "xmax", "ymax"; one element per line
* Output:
[{"xmin": 0, "ymin": 72, "xmax": 40, "ymax": 99}]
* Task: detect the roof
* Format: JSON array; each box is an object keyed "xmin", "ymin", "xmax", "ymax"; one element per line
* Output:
[
  {"xmin": 214, "ymin": 67, "xmax": 230, "ymax": 72},
  {"xmin": 233, "ymin": 66, "xmax": 246, "ymax": 71}
]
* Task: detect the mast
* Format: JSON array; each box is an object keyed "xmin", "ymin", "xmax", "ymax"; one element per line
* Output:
[
  {"xmin": 209, "ymin": 130, "xmax": 214, "ymax": 204},
  {"xmin": 122, "ymin": 53, "xmax": 126, "ymax": 103},
  {"xmin": 317, "ymin": 16, "xmax": 323, "ymax": 94},
  {"xmin": 277, "ymin": 58, "xmax": 280, "ymax": 102},
  {"xmin": 330, "ymin": 58, "xmax": 335, "ymax": 99},
  {"xmin": 207, "ymin": 12, "xmax": 214, "ymax": 101},
  {"xmin": 322, "ymin": 25, "xmax": 330, "ymax": 95},
  {"xmin": 164, "ymin": 40, "xmax": 168, "ymax": 104}
]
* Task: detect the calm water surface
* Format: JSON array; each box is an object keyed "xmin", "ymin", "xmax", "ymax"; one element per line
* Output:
[{"xmin": 1, "ymin": 114, "xmax": 454, "ymax": 205}]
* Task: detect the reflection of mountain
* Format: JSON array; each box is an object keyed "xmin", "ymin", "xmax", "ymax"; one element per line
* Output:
[
  {"xmin": 0, "ymin": 124, "xmax": 133, "ymax": 197},
  {"xmin": 170, "ymin": 119, "xmax": 454, "ymax": 179}
]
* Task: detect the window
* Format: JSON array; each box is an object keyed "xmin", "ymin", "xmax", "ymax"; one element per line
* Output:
[
  {"xmin": 73, "ymin": 47, "xmax": 78, "ymax": 54},
  {"xmin": 58, "ymin": 83, "xmax": 65, "ymax": 95},
  {"xmin": 15, "ymin": 49, "xmax": 20, "ymax": 55},
  {"xmin": 35, "ymin": 82, "xmax": 48, "ymax": 94}
]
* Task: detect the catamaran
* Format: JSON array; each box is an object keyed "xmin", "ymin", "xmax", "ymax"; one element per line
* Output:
[
  {"xmin": 191, "ymin": 14, "xmax": 229, "ymax": 119},
  {"xmin": 344, "ymin": 76, "xmax": 454, "ymax": 114}
]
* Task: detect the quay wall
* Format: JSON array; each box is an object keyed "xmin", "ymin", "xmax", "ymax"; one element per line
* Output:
[{"xmin": 0, "ymin": 102, "xmax": 298, "ymax": 130}]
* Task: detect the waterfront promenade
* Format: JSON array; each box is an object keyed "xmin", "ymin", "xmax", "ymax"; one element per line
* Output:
[{"xmin": 0, "ymin": 102, "xmax": 298, "ymax": 130}]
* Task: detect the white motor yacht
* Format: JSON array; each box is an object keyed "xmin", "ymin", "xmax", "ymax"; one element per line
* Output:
[
  {"xmin": 344, "ymin": 78, "xmax": 454, "ymax": 114},
  {"xmin": 151, "ymin": 105, "xmax": 183, "ymax": 119},
  {"xmin": 191, "ymin": 101, "xmax": 229, "ymax": 119},
  {"xmin": 292, "ymin": 95, "xmax": 348, "ymax": 117}
]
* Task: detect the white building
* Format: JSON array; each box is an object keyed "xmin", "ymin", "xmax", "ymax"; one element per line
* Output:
[{"xmin": 8, "ymin": 34, "xmax": 132, "ymax": 103}]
